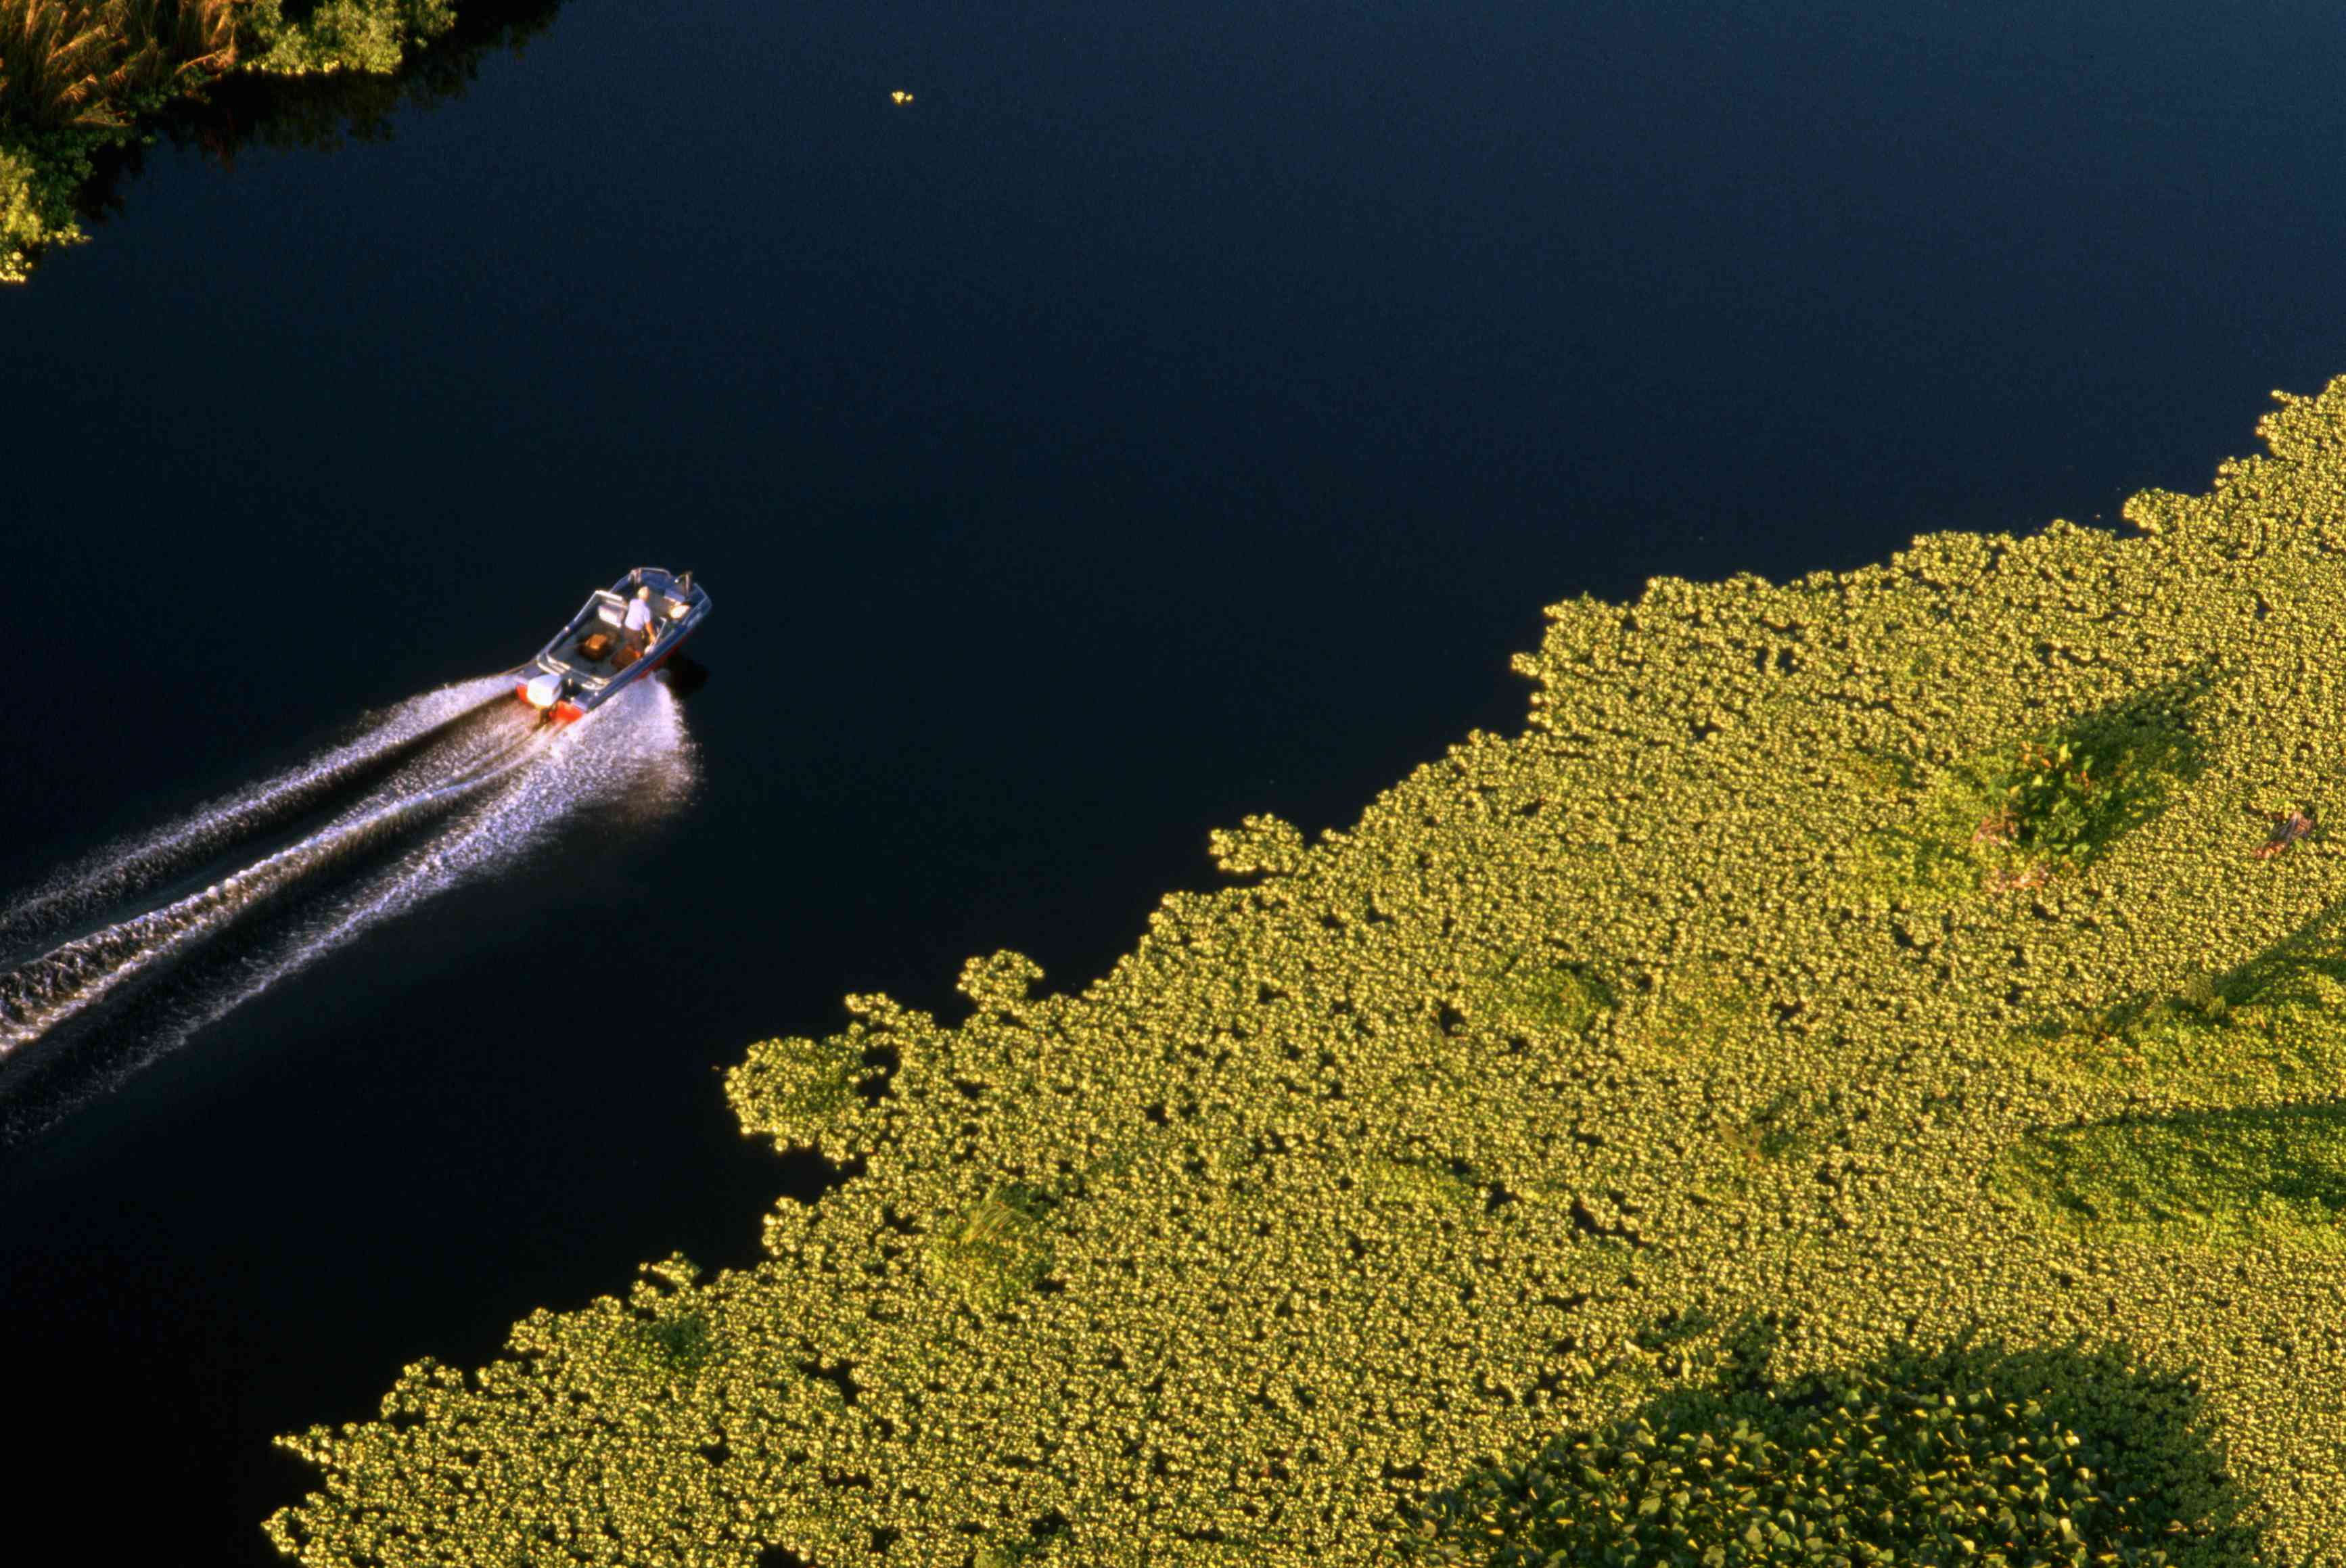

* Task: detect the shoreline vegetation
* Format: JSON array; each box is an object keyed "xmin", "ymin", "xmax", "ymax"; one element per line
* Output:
[
  {"xmin": 1, "ymin": 0, "xmax": 549, "ymax": 281},
  {"xmin": 264, "ymin": 376, "xmax": 2346, "ymax": 1565}
]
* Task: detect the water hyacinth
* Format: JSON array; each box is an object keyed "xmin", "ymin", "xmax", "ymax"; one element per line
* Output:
[
  {"xmin": 1392, "ymin": 1338, "xmax": 2249, "ymax": 1567},
  {"xmin": 269, "ymin": 380, "xmax": 2346, "ymax": 1564}
]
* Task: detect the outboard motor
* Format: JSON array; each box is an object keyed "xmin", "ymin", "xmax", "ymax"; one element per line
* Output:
[{"xmin": 522, "ymin": 672, "xmax": 564, "ymax": 712}]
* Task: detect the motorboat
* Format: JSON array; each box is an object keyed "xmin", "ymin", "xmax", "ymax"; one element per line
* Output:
[{"xmin": 514, "ymin": 567, "xmax": 710, "ymax": 723}]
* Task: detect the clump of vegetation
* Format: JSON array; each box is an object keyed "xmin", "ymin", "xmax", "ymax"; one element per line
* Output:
[
  {"xmin": 1992, "ymin": 707, "xmax": 2196, "ymax": 866},
  {"xmin": 1718, "ymin": 1088, "xmax": 1825, "ymax": 1169},
  {"xmin": 2000, "ymin": 1102, "xmax": 2346, "ymax": 1252},
  {"xmin": 1209, "ymin": 811, "xmax": 1310, "ymax": 877},
  {"xmin": 1357, "ymin": 1155, "xmax": 1481, "ymax": 1213},
  {"xmin": 628, "ymin": 1308, "xmax": 716, "ymax": 1374},
  {"xmin": 1, "ymin": 0, "xmax": 238, "ymax": 277},
  {"xmin": 1490, "ymin": 956, "xmax": 1614, "ymax": 1036},
  {"xmin": 0, "ymin": 0, "xmax": 233, "ymax": 130},
  {"xmin": 2027, "ymin": 904, "xmax": 2346, "ymax": 1107},
  {"xmin": 1394, "ymin": 1338, "xmax": 2254, "ymax": 1568},
  {"xmin": 271, "ymin": 383, "xmax": 2346, "ymax": 1565},
  {"xmin": 927, "ymin": 1183, "xmax": 1057, "ymax": 1310},
  {"xmin": 0, "ymin": 0, "xmax": 465, "ymax": 279},
  {"xmin": 727, "ymin": 1028, "xmax": 884, "ymax": 1161},
  {"xmin": 1864, "ymin": 687, "xmax": 2200, "ymax": 900}
]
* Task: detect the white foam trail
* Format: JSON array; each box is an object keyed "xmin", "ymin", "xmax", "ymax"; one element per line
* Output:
[
  {"xmin": 165, "ymin": 681, "xmax": 698, "ymax": 1046},
  {"xmin": 0, "ymin": 675, "xmax": 513, "ymax": 946},
  {"xmin": 0, "ymin": 708, "xmax": 550, "ymax": 1054},
  {"xmin": 0, "ymin": 680, "xmax": 696, "ymax": 1095}
]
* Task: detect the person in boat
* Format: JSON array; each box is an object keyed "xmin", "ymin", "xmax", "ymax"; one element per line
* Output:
[{"xmin": 623, "ymin": 585, "xmax": 658, "ymax": 662}]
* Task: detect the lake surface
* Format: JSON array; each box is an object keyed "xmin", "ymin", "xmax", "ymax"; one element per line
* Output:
[{"xmin": 5, "ymin": 1, "xmax": 2345, "ymax": 1560}]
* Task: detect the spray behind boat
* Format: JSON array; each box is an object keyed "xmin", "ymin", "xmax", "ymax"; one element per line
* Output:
[
  {"xmin": 0, "ymin": 672, "xmax": 700, "ymax": 1138},
  {"xmin": 516, "ymin": 566, "xmax": 710, "ymax": 724},
  {"xmin": 0, "ymin": 570, "xmax": 712, "ymax": 1135}
]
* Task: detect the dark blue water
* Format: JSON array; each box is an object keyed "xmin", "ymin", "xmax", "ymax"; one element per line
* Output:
[{"xmin": 6, "ymin": 2, "xmax": 2345, "ymax": 1561}]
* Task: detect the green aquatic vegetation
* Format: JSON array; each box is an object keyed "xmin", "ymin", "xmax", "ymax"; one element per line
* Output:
[
  {"xmin": 1718, "ymin": 1088, "xmax": 1826, "ymax": 1168},
  {"xmin": 2027, "ymin": 901, "xmax": 2346, "ymax": 1105},
  {"xmin": 628, "ymin": 1307, "xmax": 717, "ymax": 1375},
  {"xmin": 1394, "ymin": 1337, "xmax": 2257, "ymax": 1568},
  {"xmin": 0, "ymin": 0, "xmax": 236, "ymax": 277},
  {"xmin": 927, "ymin": 1182, "xmax": 1057, "ymax": 1310},
  {"xmin": 1356, "ymin": 1154, "xmax": 1481, "ymax": 1212},
  {"xmin": 1208, "ymin": 811, "xmax": 1310, "ymax": 877},
  {"xmin": 269, "ymin": 383, "xmax": 2346, "ymax": 1565},
  {"xmin": 727, "ymin": 1029, "xmax": 884, "ymax": 1159},
  {"xmin": 1998, "ymin": 1103, "xmax": 2346, "ymax": 1252},
  {"xmin": 1860, "ymin": 679, "xmax": 2203, "ymax": 900},
  {"xmin": 1488, "ymin": 956, "xmax": 1615, "ymax": 1036},
  {"xmin": 1999, "ymin": 684, "xmax": 2203, "ymax": 868},
  {"xmin": 0, "ymin": 141, "xmax": 55, "ymax": 276},
  {"xmin": 240, "ymin": 0, "xmax": 451, "ymax": 75}
]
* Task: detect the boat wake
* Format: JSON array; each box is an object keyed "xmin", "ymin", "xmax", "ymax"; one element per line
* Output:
[
  {"xmin": 0, "ymin": 675, "xmax": 697, "ymax": 1136},
  {"xmin": 0, "ymin": 676, "xmax": 515, "ymax": 958}
]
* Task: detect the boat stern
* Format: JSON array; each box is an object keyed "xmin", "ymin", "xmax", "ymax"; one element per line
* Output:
[{"xmin": 515, "ymin": 668, "xmax": 586, "ymax": 724}]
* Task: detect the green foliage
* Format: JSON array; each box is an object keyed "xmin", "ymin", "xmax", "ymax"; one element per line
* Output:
[
  {"xmin": 0, "ymin": 0, "xmax": 240, "ymax": 275},
  {"xmin": 1393, "ymin": 1339, "xmax": 2256, "ymax": 1568},
  {"xmin": 1860, "ymin": 682, "xmax": 2201, "ymax": 900},
  {"xmin": 628, "ymin": 1308, "xmax": 716, "ymax": 1374},
  {"xmin": 1718, "ymin": 1089, "xmax": 1825, "ymax": 1169},
  {"xmin": 0, "ymin": 0, "xmax": 233, "ymax": 131},
  {"xmin": 725, "ymin": 1030, "xmax": 880, "ymax": 1158},
  {"xmin": 1, "ymin": 0, "xmax": 467, "ymax": 280},
  {"xmin": 241, "ymin": 0, "xmax": 453, "ymax": 75},
  {"xmin": 0, "ymin": 139, "xmax": 70, "ymax": 279},
  {"xmin": 2027, "ymin": 903, "xmax": 2346, "ymax": 1107},
  {"xmin": 1358, "ymin": 1155, "xmax": 1480, "ymax": 1212},
  {"xmin": 1998, "ymin": 699, "xmax": 2199, "ymax": 869},
  {"xmin": 271, "ymin": 384, "xmax": 2346, "ymax": 1565}
]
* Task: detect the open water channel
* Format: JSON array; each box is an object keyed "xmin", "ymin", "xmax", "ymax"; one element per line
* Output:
[{"xmin": 5, "ymin": 2, "xmax": 2345, "ymax": 1561}]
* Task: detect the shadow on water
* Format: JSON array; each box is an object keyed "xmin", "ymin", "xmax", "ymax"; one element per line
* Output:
[
  {"xmin": 2005, "ymin": 862, "xmax": 2346, "ymax": 1243},
  {"xmin": 1864, "ymin": 665, "xmax": 2213, "ymax": 902},
  {"xmin": 2017, "ymin": 666, "xmax": 2213, "ymax": 862},
  {"xmin": 70, "ymin": 0, "xmax": 567, "ymax": 237},
  {"xmin": 2088, "ymin": 894, "xmax": 2346, "ymax": 1042}
]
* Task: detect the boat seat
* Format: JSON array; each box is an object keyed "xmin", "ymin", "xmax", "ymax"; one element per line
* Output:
[{"xmin": 596, "ymin": 601, "xmax": 625, "ymax": 626}]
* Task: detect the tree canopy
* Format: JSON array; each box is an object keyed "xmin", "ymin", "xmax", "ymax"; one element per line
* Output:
[{"xmin": 0, "ymin": 0, "xmax": 474, "ymax": 279}]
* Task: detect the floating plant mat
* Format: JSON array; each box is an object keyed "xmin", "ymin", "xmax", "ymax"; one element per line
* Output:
[{"xmin": 267, "ymin": 382, "xmax": 2346, "ymax": 1567}]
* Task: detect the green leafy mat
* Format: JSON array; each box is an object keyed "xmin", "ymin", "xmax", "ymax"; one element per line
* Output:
[{"xmin": 268, "ymin": 382, "xmax": 2346, "ymax": 1565}]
